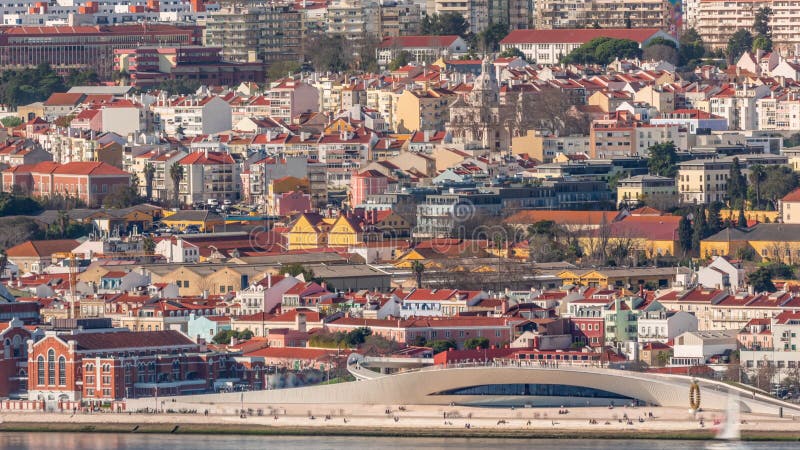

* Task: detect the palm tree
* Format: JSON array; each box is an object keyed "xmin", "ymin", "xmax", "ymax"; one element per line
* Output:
[
  {"xmin": 411, "ymin": 260, "xmax": 425, "ymax": 288},
  {"xmin": 143, "ymin": 163, "xmax": 155, "ymax": 201},
  {"xmin": 749, "ymin": 164, "xmax": 766, "ymax": 209},
  {"xmin": 169, "ymin": 162, "xmax": 184, "ymax": 209}
]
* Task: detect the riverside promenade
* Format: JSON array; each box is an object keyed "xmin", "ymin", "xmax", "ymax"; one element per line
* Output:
[{"xmin": 2, "ymin": 404, "xmax": 800, "ymax": 439}]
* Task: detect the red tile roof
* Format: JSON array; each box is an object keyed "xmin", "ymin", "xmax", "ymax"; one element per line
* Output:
[
  {"xmin": 6, "ymin": 239, "xmax": 80, "ymax": 258},
  {"xmin": 500, "ymin": 28, "xmax": 666, "ymax": 45}
]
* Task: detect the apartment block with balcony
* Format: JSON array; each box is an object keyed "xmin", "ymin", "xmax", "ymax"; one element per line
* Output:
[
  {"xmin": 697, "ymin": 0, "xmax": 800, "ymax": 53},
  {"xmin": 535, "ymin": 0, "xmax": 670, "ymax": 30}
]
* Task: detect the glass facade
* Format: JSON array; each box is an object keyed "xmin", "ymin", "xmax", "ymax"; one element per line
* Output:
[{"xmin": 431, "ymin": 384, "xmax": 633, "ymax": 399}]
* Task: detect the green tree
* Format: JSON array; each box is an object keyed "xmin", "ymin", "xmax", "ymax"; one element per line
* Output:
[
  {"xmin": 66, "ymin": 69, "xmax": 100, "ymax": 87},
  {"xmin": 477, "ymin": 22, "xmax": 508, "ymax": 52},
  {"xmin": 752, "ymin": 34, "xmax": 772, "ymax": 52},
  {"xmin": 0, "ymin": 63, "xmax": 67, "ymax": 108},
  {"xmin": 727, "ymin": 29, "xmax": 754, "ymax": 63},
  {"xmin": 344, "ymin": 327, "xmax": 372, "ymax": 347},
  {"xmin": 646, "ymin": 142, "xmax": 678, "ymax": 178},
  {"xmin": 759, "ymin": 165, "xmax": 799, "ymax": 211},
  {"xmin": 267, "ymin": 60, "xmax": 301, "ymax": 80},
  {"xmin": 430, "ymin": 339, "xmax": 457, "ymax": 354},
  {"xmin": 499, "ymin": 47, "xmax": 526, "ymax": 60},
  {"xmin": 169, "ymin": 162, "xmax": 184, "ymax": 208},
  {"xmin": 753, "ymin": 6, "xmax": 773, "ymax": 37},
  {"xmin": 282, "ymin": 263, "xmax": 317, "ymax": 281},
  {"xmin": 411, "ymin": 260, "xmax": 425, "ymax": 288},
  {"xmin": 737, "ymin": 204, "xmax": 748, "ymax": 228},
  {"xmin": 679, "ymin": 28, "xmax": 705, "ymax": 66},
  {"xmin": 388, "ymin": 51, "xmax": 412, "ymax": 70},
  {"xmin": 749, "ymin": 164, "xmax": 766, "ymax": 209},
  {"xmin": 0, "ymin": 116, "xmax": 22, "ymax": 127},
  {"xmin": 562, "ymin": 37, "xmax": 641, "ymax": 66},
  {"xmin": 678, "ymin": 215, "xmax": 693, "ymax": 254},
  {"xmin": 464, "ymin": 337, "xmax": 490, "ymax": 349},
  {"xmin": 143, "ymin": 163, "xmax": 155, "ymax": 201},
  {"xmin": 156, "ymin": 79, "xmax": 201, "ymax": 96},
  {"xmin": 727, "ymin": 157, "xmax": 747, "ymax": 208},
  {"xmin": 707, "ymin": 202, "xmax": 723, "ymax": 234},
  {"xmin": 103, "ymin": 183, "xmax": 142, "ymax": 209},
  {"xmin": 0, "ymin": 193, "xmax": 42, "ymax": 216},
  {"xmin": 784, "ymin": 132, "xmax": 800, "ymax": 148},
  {"xmin": 212, "ymin": 329, "xmax": 254, "ymax": 345},
  {"xmin": 0, "ymin": 216, "xmax": 44, "ymax": 249},
  {"xmin": 692, "ymin": 206, "xmax": 708, "ymax": 252},
  {"xmin": 748, "ymin": 267, "xmax": 776, "ymax": 293},
  {"xmin": 143, "ymin": 235, "xmax": 156, "ymax": 254},
  {"xmin": 420, "ymin": 12, "xmax": 470, "ymax": 37}
]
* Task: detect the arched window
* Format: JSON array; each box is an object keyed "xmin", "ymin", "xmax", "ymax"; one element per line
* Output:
[
  {"xmin": 58, "ymin": 356, "xmax": 66, "ymax": 385},
  {"xmin": 13, "ymin": 335, "xmax": 23, "ymax": 358},
  {"xmin": 47, "ymin": 349, "xmax": 55, "ymax": 385},
  {"xmin": 2, "ymin": 339, "xmax": 9, "ymax": 359},
  {"xmin": 37, "ymin": 356, "xmax": 44, "ymax": 385}
]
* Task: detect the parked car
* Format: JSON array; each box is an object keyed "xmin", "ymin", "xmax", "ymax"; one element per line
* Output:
[{"xmin": 184, "ymin": 225, "xmax": 200, "ymax": 234}]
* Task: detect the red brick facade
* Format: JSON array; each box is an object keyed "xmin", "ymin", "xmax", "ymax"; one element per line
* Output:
[
  {"xmin": 0, "ymin": 320, "xmax": 33, "ymax": 398},
  {"xmin": 2, "ymin": 161, "xmax": 130, "ymax": 207},
  {"xmin": 28, "ymin": 330, "xmax": 233, "ymax": 405}
]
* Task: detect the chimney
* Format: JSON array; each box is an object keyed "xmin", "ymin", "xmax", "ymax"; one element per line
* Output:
[{"xmin": 267, "ymin": 272, "xmax": 272, "ymax": 288}]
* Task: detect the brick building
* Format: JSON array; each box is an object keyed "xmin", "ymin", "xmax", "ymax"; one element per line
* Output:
[
  {"xmin": 27, "ymin": 330, "xmax": 232, "ymax": 405},
  {"xmin": 0, "ymin": 319, "xmax": 36, "ymax": 398},
  {"xmin": 2, "ymin": 161, "xmax": 131, "ymax": 207}
]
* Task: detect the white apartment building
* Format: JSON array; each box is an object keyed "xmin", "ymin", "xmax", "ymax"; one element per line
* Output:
[
  {"xmin": 709, "ymin": 84, "xmax": 770, "ymax": 131},
  {"xmin": 637, "ymin": 310, "xmax": 699, "ymax": 344},
  {"xmin": 757, "ymin": 95, "xmax": 800, "ymax": 131},
  {"xmin": 327, "ymin": 0, "xmax": 381, "ymax": 39},
  {"xmin": 428, "ymin": 0, "xmax": 488, "ymax": 34},
  {"xmin": 152, "ymin": 96, "xmax": 232, "ymax": 137},
  {"xmin": 535, "ymin": 0, "xmax": 670, "ymax": 30},
  {"xmin": 697, "ymin": 0, "xmax": 800, "ymax": 53}
]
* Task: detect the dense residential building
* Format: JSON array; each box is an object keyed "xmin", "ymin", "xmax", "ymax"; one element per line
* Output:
[
  {"xmin": 327, "ymin": 0, "xmax": 380, "ymax": 40},
  {"xmin": 616, "ymin": 175, "xmax": 677, "ymax": 208},
  {"xmin": 114, "ymin": 46, "xmax": 265, "ymax": 88},
  {"xmin": 534, "ymin": 0, "xmax": 671, "ymax": 30},
  {"xmin": 696, "ymin": 0, "xmax": 800, "ymax": 52}
]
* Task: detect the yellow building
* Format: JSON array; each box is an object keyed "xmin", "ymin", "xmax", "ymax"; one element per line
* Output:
[
  {"xmin": 701, "ymin": 224, "xmax": 800, "ymax": 263},
  {"xmin": 393, "ymin": 88, "xmax": 454, "ymax": 133},
  {"xmin": 286, "ymin": 213, "xmax": 333, "ymax": 250},
  {"xmin": 557, "ymin": 267, "xmax": 684, "ymax": 288},
  {"xmin": 616, "ymin": 175, "xmax": 677, "ymax": 208},
  {"xmin": 326, "ymin": 215, "xmax": 364, "ymax": 247},
  {"xmin": 161, "ymin": 210, "xmax": 224, "ymax": 232}
]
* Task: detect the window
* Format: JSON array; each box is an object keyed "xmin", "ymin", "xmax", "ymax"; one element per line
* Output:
[
  {"xmin": 58, "ymin": 356, "xmax": 66, "ymax": 386},
  {"xmin": 102, "ymin": 376, "xmax": 111, "ymax": 385},
  {"xmin": 47, "ymin": 349, "xmax": 55, "ymax": 385},
  {"xmin": 86, "ymin": 388, "xmax": 95, "ymax": 396},
  {"xmin": 37, "ymin": 356, "xmax": 44, "ymax": 385}
]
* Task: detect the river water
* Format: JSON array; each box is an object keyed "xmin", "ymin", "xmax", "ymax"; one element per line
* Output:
[{"xmin": 0, "ymin": 434, "xmax": 793, "ymax": 450}]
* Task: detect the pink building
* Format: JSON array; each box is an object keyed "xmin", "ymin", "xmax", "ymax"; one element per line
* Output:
[
  {"xmin": 266, "ymin": 80, "xmax": 319, "ymax": 123},
  {"xmin": 273, "ymin": 190, "xmax": 311, "ymax": 216},
  {"xmin": 2, "ymin": 161, "xmax": 131, "ymax": 207},
  {"xmin": 350, "ymin": 169, "xmax": 390, "ymax": 208}
]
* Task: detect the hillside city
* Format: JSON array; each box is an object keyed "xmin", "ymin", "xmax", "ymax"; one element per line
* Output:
[{"xmin": 3, "ymin": 0, "xmax": 800, "ymax": 415}]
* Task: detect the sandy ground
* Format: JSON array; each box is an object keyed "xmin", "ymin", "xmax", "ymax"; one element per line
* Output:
[{"xmin": 2, "ymin": 404, "xmax": 800, "ymax": 433}]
